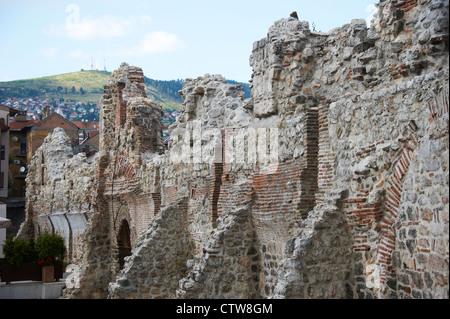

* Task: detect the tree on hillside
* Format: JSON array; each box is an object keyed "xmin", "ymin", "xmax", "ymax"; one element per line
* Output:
[
  {"xmin": 144, "ymin": 77, "xmax": 183, "ymax": 103},
  {"xmin": 71, "ymin": 86, "xmax": 76, "ymax": 94}
]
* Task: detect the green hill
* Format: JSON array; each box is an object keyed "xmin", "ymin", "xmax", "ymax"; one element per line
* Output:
[
  {"xmin": 0, "ymin": 70, "xmax": 183, "ymax": 108},
  {"xmin": 0, "ymin": 70, "xmax": 251, "ymax": 124}
]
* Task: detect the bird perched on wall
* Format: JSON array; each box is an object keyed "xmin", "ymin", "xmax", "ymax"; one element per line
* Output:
[{"xmin": 290, "ymin": 11, "xmax": 298, "ymax": 19}]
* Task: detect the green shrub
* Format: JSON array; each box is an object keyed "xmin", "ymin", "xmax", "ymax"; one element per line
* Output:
[
  {"xmin": 35, "ymin": 233, "xmax": 66, "ymax": 263},
  {"xmin": 3, "ymin": 236, "xmax": 38, "ymax": 268},
  {"xmin": 3, "ymin": 233, "xmax": 67, "ymax": 267}
]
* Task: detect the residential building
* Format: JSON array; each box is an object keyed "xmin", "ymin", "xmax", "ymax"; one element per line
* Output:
[
  {"xmin": 26, "ymin": 110, "xmax": 80, "ymax": 163},
  {"xmin": 8, "ymin": 106, "xmax": 99, "ymax": 197},
  {"xmin": 0, "ymin": 104, "xmax": 18, "ymax": 258},
  {"xmin": 0, "ymin": 105, "xmax": 17, "ymax": 197},
  {"xmin": 8, "ymin": 111, "xmax": 38, "ymax": 197}
]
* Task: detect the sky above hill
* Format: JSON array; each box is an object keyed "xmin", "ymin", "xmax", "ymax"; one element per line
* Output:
[{"xmin": 0, "ymin": 0, "xmax": 377, "ymax": 83}]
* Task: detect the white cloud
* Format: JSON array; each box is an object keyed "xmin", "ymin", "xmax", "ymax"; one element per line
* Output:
[
  {"xmin": 64, "ymin": 4, "xmax": 130, "ymax": 39},
  {"xmin": 43, "ymin": 13, "xmax": 153, "ymax": 40},
  {"xmin": 42, "ymin": 3, "xmax": 135, "ymax": 40},
  {"xmin": 123, "ymin": 31, "xmax": 186, "ymax": 56},
  {"xmin": 42, "ymin": 4, "xmax": 155, "ymax": 43},
  {"xmin": 40, "ymin": 47, "xmax": 58, "ymax": 59},
  {"xmin": 64, "ymin": 15, "xmax": 131, "ymax": 40},
  {"xmin": 365, "ymin": 3, "xmax": 377, "ymax": 26},
  {"xmin": 66, "ymin": 31, "xmax": 185, "ymax": 61}
]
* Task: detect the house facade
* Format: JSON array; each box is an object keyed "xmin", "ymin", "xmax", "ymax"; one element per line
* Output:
[
  {"xmin": 8, "ymin": 109, "xmax": 99, "ymax": 198},
  {"xmin": 0, "ymin": 104, "xmax": 18, "ymax": 258},
  {"xmin": 0, "ymin": 105, "xmax": 18, "ymax": 198}
]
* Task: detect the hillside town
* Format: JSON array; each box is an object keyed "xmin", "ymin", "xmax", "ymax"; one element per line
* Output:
[
  {"xmin": 0, "ymin": 95, "xmax": 100, "ymax": 122},
  {"xmin": 0, "ymin": 95, "xmax": 181, "ymax": 125}
]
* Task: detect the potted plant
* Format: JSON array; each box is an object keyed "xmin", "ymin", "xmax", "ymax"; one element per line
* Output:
[
  {"xmin": 35, "ymin": 233, "xmax": 67, "ymax": 283},
  {"xmin": 1, "ymin": 236, "xmax": 40, "ymax": 284},
  {"xmin": 3, "ymin": 236, "xmax": 38, "ymax": 268}
]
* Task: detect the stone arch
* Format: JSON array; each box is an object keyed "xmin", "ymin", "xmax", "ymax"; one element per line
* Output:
[
  {"xmin": 108, "ymin": 154, "xmax": 139, "ymax": 236},
  {"xmin": 109, "ymin": 153, "xmax": 160, "ymax": 239},
  {"xmin": 114, "ymin": 156, "xmax": 138, "ymax": 181},
  {"xmin": 117, "ymin": 219, "xmax": 132, "ymax": 270},
  {"xmin": 114, "ymin": 202, "xmax": 132, "ymax": 232},
  {"xmin": 110, "ymin": 190, "xmax": 143, "ymax": 273}
]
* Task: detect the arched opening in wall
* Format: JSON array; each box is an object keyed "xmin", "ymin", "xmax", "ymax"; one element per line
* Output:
[{"xmin": 117, "ymin": 219, "xmax": 132, "ymax": 270}]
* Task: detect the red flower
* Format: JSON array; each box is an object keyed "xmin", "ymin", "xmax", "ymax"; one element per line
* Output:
[{"xmin": 38, "ymin": 257, "xmax": 53, "ymax": 266}]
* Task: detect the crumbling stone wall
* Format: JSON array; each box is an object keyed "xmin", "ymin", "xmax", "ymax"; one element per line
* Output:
[
  {"xmin": 23, "ymin": 0, "xmax": 448, "ymax": 299},
  {"xmin": 18, "ymin": 128, "xmax": 95, "ymax": 263},
  {"xmin": 177, "ymin": 202, "xmax": 260, "ymax": 299},
  {"xmin": 273, "ymin": 190, "xmax": 355, "ymax": 299},
  {"xmin": 113, "ymin": 0, "xmax": 448, "ymax": 299},
  {"xmin": 160, "ymin": 74, "xmax": 252, "ymax": 252},
  {"xmin": 239, "ymin": 0, "xmax": 447, "ymax": 299},
  {"xmin": 108, "ymin": 74, "xmax": 259, "ymax": 298},
  {"xmin": 108, "ymin": 197, "xmax": 193, "ymax": 298},
  {"xmin": 65, "ymin": 64, "xmax": 165, "ymax": 298}
]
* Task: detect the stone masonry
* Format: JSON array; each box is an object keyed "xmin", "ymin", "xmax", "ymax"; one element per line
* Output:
[
  {"xmin": 19, "ymin": 128, "xmax": 95, "ymax": 263},
  {"xmin": 21, "ymin": 0, "xmax": 448, "ymax": 299}
]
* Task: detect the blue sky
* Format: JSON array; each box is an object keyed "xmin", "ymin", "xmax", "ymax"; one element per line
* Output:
[{"xmin": 0, "ymin": 0, "xmax": 377, "ymax": 83}]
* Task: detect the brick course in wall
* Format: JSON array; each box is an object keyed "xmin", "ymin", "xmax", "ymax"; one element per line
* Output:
[{"xmin": 316, "ymin": 104, "xmax": 335, "ymax": 205}]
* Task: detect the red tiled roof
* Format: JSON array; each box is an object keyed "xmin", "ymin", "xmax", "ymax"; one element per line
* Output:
[
  {"xmin": 71, "ymin": 121, "xmax": 99, "ymax": 129},
  {"xmin": 9, "ymin": 119, "xmax": 40, "ymax": 130}
]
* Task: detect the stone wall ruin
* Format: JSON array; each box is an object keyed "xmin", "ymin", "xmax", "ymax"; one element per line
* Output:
[{"xmin": 22, "ymin": 0, "xmax": 448, "ymax": 299}]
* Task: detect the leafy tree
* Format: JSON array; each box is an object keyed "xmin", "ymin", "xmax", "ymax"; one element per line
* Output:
[{"xmin": 144, "ymin": 77, "xmax": 184, "ymax": 103}]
